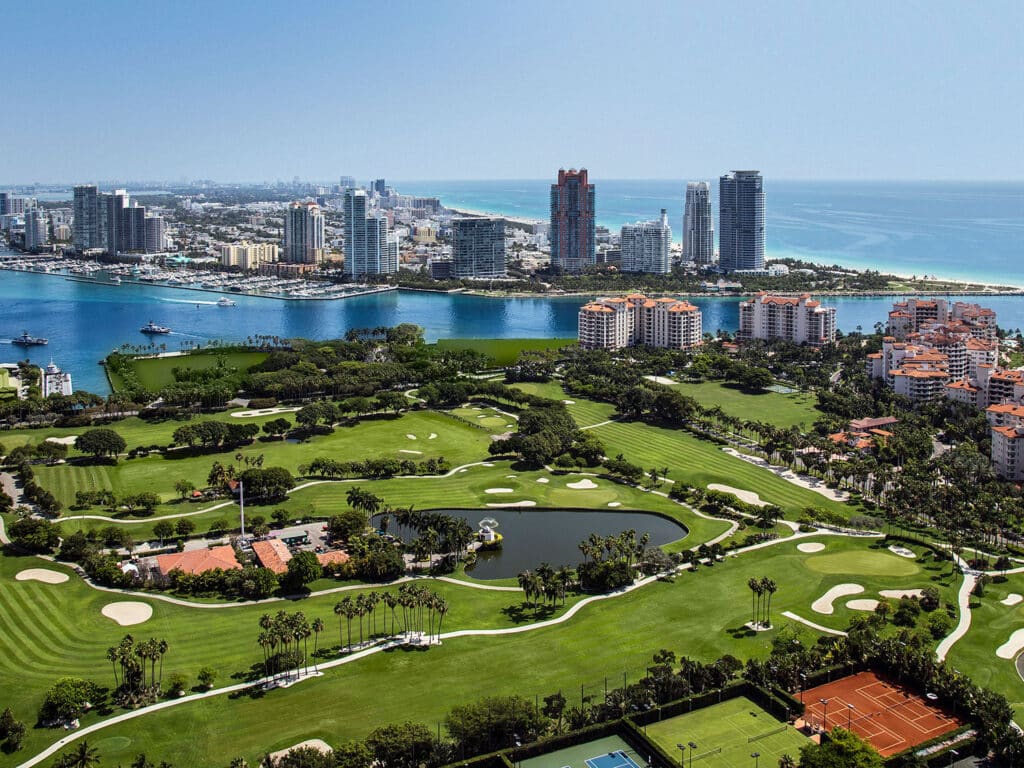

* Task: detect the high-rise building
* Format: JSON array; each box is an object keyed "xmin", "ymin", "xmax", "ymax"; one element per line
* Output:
[
  {"xmin": 338, "ymin": 176, "xmax": 356, "ymax": 191},
  {"xmin": 145, "ymin": 215, "xmax": 166, "ymax": 253},
  {"xmin": 578, "ymin": 295, "xmax": 702, "ymax": 350},
  {"xmin": 24, "ymin": 207, "xmax": 48, "ymax": 251},
  {"xmin": 550, "ymin": 168, "xmax": 595, "ymax": 273},
  {"xmin": 620, "ymin": 209, "xmax": 671, "ymax": 274},
  {"xmin": 683, "ymin": 182, "xmax": 715, "ymax": 265},
  {"xmin": 452, "ymin": 217, "xmax": 506, "ymax": 279},
  {"xmin": 40, "ymin": 360, "xmax": 73, "ymax": 398},
  {"xmin": 343, "ymin": 189, "xmax": 392, "ymax": 276},
  {"xmin": 0, "ymin": 194, "xmax": 27, "ymax": 217},
  {"xmin": 283, "ymin": 201, "xmax": 325, "ymax": 264},
  {"xmin": 102, "ymin": 189, "xmax": 129, "ymax": 254},
  {"xmin": 719, "ymin": 171, "xmax": 764, "ymax": 272},
  {"xmin": 0, "ymin": 192, "xmax": 10, "ymax": 216},
  {"xmin": 220, "ymin": 242, "xmax": 280, "ymax": 270},
  {"xmin": 373, "ymin": 178, "xmax": 387, "ymax": 196},
  {"xmin": 73, "ymin": 185, "xmax": 101, "ymax": 250}
]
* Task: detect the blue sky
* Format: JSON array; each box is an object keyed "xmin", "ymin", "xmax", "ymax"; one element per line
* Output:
[{"xmin": 4, "ymin": 0, "xmax": 1022, "ymax": 182}]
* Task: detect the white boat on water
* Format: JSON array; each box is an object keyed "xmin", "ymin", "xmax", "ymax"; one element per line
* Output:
[{"xmin": 216, "ymin": 297, "xmax": 236, "ymax": 307}]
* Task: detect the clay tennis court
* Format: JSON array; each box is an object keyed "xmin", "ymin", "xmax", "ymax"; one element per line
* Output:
[{"xmin": 801, "ymin": 671, "xmax": 962, "ymax": 756}]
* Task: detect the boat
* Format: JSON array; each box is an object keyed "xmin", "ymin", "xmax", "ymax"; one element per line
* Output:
[
  {"xmin": 11, "ymin": 331, "xmax": 48, "ymax": 346},
  {"xmin": 140, "ymin": 321, "xmax": 171, "ymax": 335},
  {"xmin": 216, "ymin": 297, "xmax": 236, "ymax": 307},
  {"xmin": 110, "ymin": 276, "xmax": 121, "ymax": 284},
  {"xmin": 477, "ymin": 518, "xmax": 503, "ymax": 550}
]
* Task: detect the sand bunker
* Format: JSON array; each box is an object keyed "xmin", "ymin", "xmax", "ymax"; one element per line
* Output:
[
  {"xmin": 879, "ymin": 589, "xmax": 925, "ymax": 599},
  {"xmin": 997, "ymin": 629, "xmax": 1024, "ymax": 659},
  {"xmin": 482, "ymin": 462, "xmax": 494, "ymax": 467},
  {"xmin": 812, "ymin": 583, "xmax": 864, "ymax": 614},
  {"xmin": 428, "ymin": 433, "xmax": 438, "ymax": 439},
  {"xmin": 567, "ymin": 478, "xmax": 599, "ymax": 490},
  {"xmin": 16, "ymin": 568, "xmax": 69, "ymax": 584},
  {"xmin": 562, "ymin": 400, "xmax": 576, "ymax": 405},
  {"xmin": 399, "ymin": 449, "xmax": 422, "ymax": 455},
  {"xmin": 486, "ymin": 501, "xmax": 537, "ymax": 508},
  {"xmin": 644, "ymin": 375, "xmax": 675, "ymax": 386},
  {"xmin": 707, "ymin": 484, "xmax": 767, "ymax": 507},
  {"xmin": 458, "ymin": 469, "xmax": 468, "ymax": 473},
  {"xmin": 485, "ymin": 488, "xmax": 514, "ymax": 494},
  {"xmin": 797, "ymin": 542, "xmax": 826, "ymax": 553},
  {"xmin": 607, "ymin": 502, "xmax": 622, "ymax": 508},
  {"xmin": 405, "ymin": 434, "xmax": 417, "ymax": 440},
  {"xmin": 45, "ymin": 435, "xmax": 78, "ymax": 446},
  {"xmin": 268, "ymin": 739, "xmax": 332, "ymax": 762},
  {"xmin": 1001, "ymin": 594, "xmax": 1023, "ymax": 607},
  {"xmin": 846, "ymin": 599, "xmax": 880, "ymax": 611},
  {"xmin": 535, "ymin": 478, "xmax": 549, "ymax": 484},
  {"xmin": 888, "ymin": 545, "xmax": 917, "ymax": 559},
  {"xmin": 102, "ymin": 601, "xmax": 153, "ymax": 626},
  {"xmin": 506, "ymin": 475, "xmax": 517, "ymax": 479},
  {"xmin": 231, "ymin": 406, "xmax": 299, "ymax": 418}
]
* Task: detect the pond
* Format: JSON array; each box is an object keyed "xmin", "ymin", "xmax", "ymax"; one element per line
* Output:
[{"xmin": 389, "ymin": 508, "xmax": 688, "ymax": 580}]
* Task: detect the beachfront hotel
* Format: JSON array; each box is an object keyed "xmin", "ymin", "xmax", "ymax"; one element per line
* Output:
[
  {"xmin": 737, "ymin": 293, "xmax": 837, "ymax": 346},
  {"xmin": 682, "ymin": 182, "xmax": 715, "ymax": 265},
  {"xmin": 550, "ymin": 168, "xmax": 595, "ymax": 273},
  {"xmin": 578, "ymin": 294, "xmax": 702, "ymax": 351}
]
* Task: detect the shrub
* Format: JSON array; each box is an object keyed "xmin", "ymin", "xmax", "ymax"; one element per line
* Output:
[
  {"xmin": 927, "ymin": 611, "xmax": 953, "ymax": 639},
  {"xmin": 166, "ymin": 672, "xmax": 188, "ymax": 696}
]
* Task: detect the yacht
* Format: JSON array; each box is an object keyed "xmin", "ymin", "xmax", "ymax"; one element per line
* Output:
[
  {"xmin": 216, "ymin": 297, "xmax": 236, "ymax": 307},
  {"xmin": 11, "ymin": 331, "xmax": 48, "ymax": 346},
  {"xmin": 140, "ymin": 321, "xmax": 171, "ymax": 335},
  {"xmin": 110, "ymin": 276, "xmax": 122, "ymax": 284}
]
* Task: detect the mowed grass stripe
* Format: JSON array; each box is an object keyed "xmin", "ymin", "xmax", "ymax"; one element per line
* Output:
[{"xmin": 0, "ymin": 588, "xmax": 79, "ymax": 672}]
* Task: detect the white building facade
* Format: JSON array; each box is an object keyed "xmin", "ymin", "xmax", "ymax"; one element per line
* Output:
[{"xmin": 620, "ymin": 210, "xmax": 671, "ymax": 274}]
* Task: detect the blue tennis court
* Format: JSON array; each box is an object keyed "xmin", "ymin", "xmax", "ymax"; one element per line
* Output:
[{"xmin": 585, "ymin": 750, "xmax": 643, "ymax": 768}]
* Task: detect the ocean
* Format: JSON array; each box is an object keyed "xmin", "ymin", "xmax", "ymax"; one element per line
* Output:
[{"xmin": 397, "ymin": 179, "xmax": 1024, "ymax": 287}]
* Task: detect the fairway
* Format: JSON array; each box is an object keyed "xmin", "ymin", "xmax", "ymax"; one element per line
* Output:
[
  {"xmin": 658, "ymin": 381, "xmax": 820, "ymax": 430},
  {"xmin": 120, "ymin": 351, "xmax": 269, "ymax": 392},
  {"xmin": 644, "ymin": 697, "xmax": 808, "ymax": 768},
  {"xmin": 436, "ymin": 338, "xmax": 575, "ymax": 366}
]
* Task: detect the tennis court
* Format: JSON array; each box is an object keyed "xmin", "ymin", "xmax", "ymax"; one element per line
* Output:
[
  {"xmin": 802, "ymin": 671, "xmax": 963, "ymax": 757},
  {"xmin": 644, "ymin": 697, "xmax": 808, "ymax": 768},
  {"xmin": 520, "ymin": 735, "xmax": 653, "ymax": 768}
]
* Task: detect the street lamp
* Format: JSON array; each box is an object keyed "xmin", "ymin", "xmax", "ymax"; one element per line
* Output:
[
  {"xmin": 677, "ymin": 743, "xmax": 685, "ymax": 768},
  {"xmin": 847, "ymin": 703, "xmax": 855, "ymax": 730},
  {"xmin": 949, "ymin": 749, "xmax": 958, "ymax": 768},
  {"xmin": 688, "ymin": 742, "xmax": 697, "ymax": 768},
  {"xmin": 820, "ymin": 698, "xmax": 829, "ymax": 733},
  {"xmin": 751, "ymin": 752, "xmax": 760, "ymax": 768},
  {"xmin": 799, "ymin": 673, "xmax": 807, "ymax": 704}
]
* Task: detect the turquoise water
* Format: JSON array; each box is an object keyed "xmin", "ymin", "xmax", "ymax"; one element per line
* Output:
[
  {"xmin": 398, "ymin": 179, "xmax": 1024, "ymax": 286},
  {"xmin": 3, "ymin": 268, "xmax": 1024, "ymax": 395}
]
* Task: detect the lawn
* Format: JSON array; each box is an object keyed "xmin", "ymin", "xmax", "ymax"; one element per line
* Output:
[
  {"xmin": 115, "ymin": 351, "xmax": 269, "ymax": 392},
  {"xmin": 449, "ymin": 405, "xmax": 517, "ymax": 433},
  {"xmin": 644, "ymin": 697, "xmax": 809, "ymax": 768},
  {"xmin": 4, "ymin": 536, "xmax": 958, "ymax": 767},
  {"xmin": 588, "ymin": 419, "xmax": 856, "ymax": 520},
  {"xmin": 657, "ymin": 381, "xmax": 821, "ymax": 431},
  {"xmin": 510, "ymin": 381, "xmax": 618, "ymax": 428},
  {"xmin": 36, "ymin": 410, "xmax": 492, "ymax": 509},
  {"xmin": 436, "ymin": 338, "xmax": 575, "ymax": 367}
]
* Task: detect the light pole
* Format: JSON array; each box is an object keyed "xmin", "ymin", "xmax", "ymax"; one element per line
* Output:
[
  {"xmin": 847, "ymin": 704, "xmax": 855, "ymax": 730},
  {"xmin": 677, "ymin": 743, "xmax": 685, "ymax": 768},
  {"xmin": 751, "ymin": 752, "xmax": 760, "ymax": 768},
  {"xmin": 799, "ymin": 673, "xmax": 807, "ymax": 704},
  {"xmin": 949, "ymin": 748, "xmax": 958, "ymax": 768},
  {"xmin": 689, "ymin": 742, "xmax": 697, "ymax": 768},
  {"xmin": 820, "ymin": 698, "xmax": 829, "ymax": 733}
]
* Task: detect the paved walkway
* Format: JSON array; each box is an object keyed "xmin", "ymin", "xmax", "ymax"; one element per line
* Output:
[
  {"xmin": 935, "ymin": 552, "xmax": 976, "ymax": 662},
  {"xmin": 720, "ymin": 447, "xmax": 848, "ymax": 502}
]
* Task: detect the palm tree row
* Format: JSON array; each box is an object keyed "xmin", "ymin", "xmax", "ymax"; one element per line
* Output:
[
  {"xmin": 257, "ymin": 610, "xmax": 313, "ymax": 681},
  {"xmin": 517, "ymin": 563, "xmax": 575, "ymax": 612},
  {"xmin": 333, "ymin": 585, "xmax": 451, "ymax": 651},
  {"xmin": 104, "ymin": 634, "xmax": 169, "ymax": 701},
  {"xmin": 577, "ymin": 530, "xmax": 650, "ymax": 569},
  {"xmin": 747, "ymin": 576, "xmax": 778, "ymax": 629}
]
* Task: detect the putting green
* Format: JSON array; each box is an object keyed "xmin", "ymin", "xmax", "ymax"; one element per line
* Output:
[{"xmin": 803, "ymin": 550, "xmax": 919, "ymax": 577}]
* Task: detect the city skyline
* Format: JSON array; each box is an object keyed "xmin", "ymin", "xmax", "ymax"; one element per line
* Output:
[{"xmin": 1, "ymin": 0, "xmax": 1021, "ymax": 182}]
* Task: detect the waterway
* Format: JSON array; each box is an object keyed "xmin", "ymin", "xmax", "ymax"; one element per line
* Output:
[{"xmin": 3, "ymin": 267, "xmax": 1024, "ymax": 394}]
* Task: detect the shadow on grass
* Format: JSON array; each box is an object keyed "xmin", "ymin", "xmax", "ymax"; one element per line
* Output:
[
  {"xmin": 501, "ymin": 602, "xmax": 558, "ymax": 624},
  {"xmin": 727, "ymin": 625, "xmax": 758, "ymax": 639}
]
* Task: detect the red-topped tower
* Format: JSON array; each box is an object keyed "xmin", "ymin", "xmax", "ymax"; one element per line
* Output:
[{"xmin": 550, "ymin": 168, "xmax": 595, "ymax": 273}]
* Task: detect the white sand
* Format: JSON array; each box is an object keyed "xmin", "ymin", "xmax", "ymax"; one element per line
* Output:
[
  {"xmin": 879, "ymin": 589, "xmax": 925, "ymax": 599},
  {"xmin": 428, "ymin": 433, "xmax": 438, "ymax": 439},
  {"xmin": 846, "ymin": 599, "xmax": 881, "ymax": 611},
  {"xmin": 399, "ymin": 449, "xmax": 423, "ymax": 455},
  {"xmin": 405, "ymin": 434, "xmax": 417, "ymax": 440},
  {"xmin": 562, "ymin": 399, "xmax": 576, "ymax": 405},
  {"xmin": 707, "ymin": 484, "xmax": 767, "ymax": 507},
  {"xmin": 486, "ymin": 501, "xmax": 537, "ymax": 508},
  {"xmin": 101, "ymin": 601, "xmax": 153, "ymax": 626},
  {"xmin": 888, "ymin": 545, "xmax": 917, "ymax": 559},
  {"xmin": 797, "ymin": 542, "xmax": 826, "ymax": 553},
  {"xmin": 506, "ymin": 475, "xmax": 517, "ymax": 479},
  {"xmin": 459, "ymin": 469, "xmax": 468, "ymax": 473},
  {"xmin": 477, "ymin": 414, "xmax": 488, "ymax": 418},
  {"xmin": 535, "ymin": 478, "xmax": 549, "ymax": 484},
  {"xmin": 230, "ymin": 406, "xmax": 300, "ymax": 418},
  {"xmin": 811, "ymin": 583, "xmax": 864, "ymax": 615},
  {"xmin": 15, "ymin": 568, "xmax": 69, "ymax": 584},
  {"xmin": 485, "ymin": 488, "xmax": 514, "ymax": 494},
  {"xmin": 45, "ymin": 435, "xmax": 78, "ymax": 446},
  {"xmin": 482, "ymin": 462, "xmax": 494, "ymax": 467},
  {"xmin": 1001, "ymin": 594, "xmax": 1023, "ymax": 606},
  {"xmin": 644, "ymin": 375, "xmax": 675, "ymax": 386},
  {"xmin": 567, "ymin": 478, "xmax": 599, "ymax": 490},
  {"xmin": 607, "ymin": 502, "xmax": 622, "ymax": 507},
  {"xmin": 268, "ymin": 739, "xmax": 332, "ymax": 762},
  {"xmin": 997, "ymin": 629, "xmax": 1024, "ymax": 659}
]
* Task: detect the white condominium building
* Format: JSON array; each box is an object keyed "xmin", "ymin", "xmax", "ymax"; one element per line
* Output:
[
  {"xmin": 578, "ymin": 294, "xmax": 702, "ymax": 351},
  {"xmin": 40, "ymin": 361, "xmax": 72, "ymax": 397},
  {"xmin": 220, "ymin": 242, "xmax": 280, "ymax": 270},
  {"xmin": 620, "ymin": 210, "xmax": 671, "ymax": 274},
  {"xmin": 737, "ymin": 293, "xmax": 837, "ymax": 346},
  {"xmin": 283, "ymin": 201, "xmax": 325, "ymax": 264},
  {"xmin": 682, "ymin": 182, "xmax": 714, "ymax": 265}
]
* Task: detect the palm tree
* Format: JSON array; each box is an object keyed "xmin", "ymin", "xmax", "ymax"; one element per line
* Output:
[
  {"xmin": 434, "ymin": 597, "xmax": 449, "ymax": 643},
  {"xmin": 761, "ymin": 577, "xmax": 777, "ymax": 627},
  {"xmin": 311, "ymin": 617, "xmax": 324, "ymax": 671},
  {"xmin": 748, "ymin": 577, "xmax": 762, "ymax": 627},
  {"xmin": 65, "ymin": 741, "xmax": 101, "ymax": 768}
]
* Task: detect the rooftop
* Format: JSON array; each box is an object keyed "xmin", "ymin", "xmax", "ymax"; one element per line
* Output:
[{"xmin": 155, "ymin": 545, "xmax": 241, "ymax": 576}]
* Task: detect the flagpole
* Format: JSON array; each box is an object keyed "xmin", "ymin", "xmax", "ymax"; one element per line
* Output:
[{"xmin": 239, "ymin": 480, "xmax": 246, "ymax": 541}]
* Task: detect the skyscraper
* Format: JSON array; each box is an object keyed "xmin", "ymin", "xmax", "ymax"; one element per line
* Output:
[
  {"xmin": 343, "ymin": 189, "xmax": 392, "ymax": 276},
  {"xmin": 283, "ymin": 201, "xmax": 325, "ymax": 263},
  {"xmin": 24, "ymin": 207, "xmax": 48, "ymax": 251},
  {"xmin": 145, "ymin": 215, "xmax": 166, "ymax": 253},
  {"xmin": 338, "ymin": 176, "xmax": 356, "ymax": 190},
  {"xmin": 682, "ymin": 182, "xmax": 715, "ymax": 265},
  {"xmin": 620, "ymin": 209, "xmax": 671, "ymax": 274},
  {"xmin": 102, "ymin": 189, "xmax": 129, "ymax": 254},
  {"xmin": 73, "ymin": 185, "xmax": 101, "ymax": 251},
  {"xmin": 550, "ymin": 168, "xmax": 595, "ymax": 273},
  {"xmin": 452, "ymin": 217, "xmax": 506, "ymax": 279},
  {"xmin": 718, "ymin": 171, "xmax": 765, "ymax": 272},
  {"xmin": 373, "ymin": 178, "xmax": 387, "ymax": 196}
]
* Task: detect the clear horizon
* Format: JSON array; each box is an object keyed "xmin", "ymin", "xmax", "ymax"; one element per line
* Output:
[{"xmin": 3, "ymin": 0, "xmax": 1022, "ymax": 183}]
